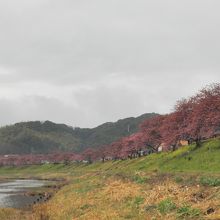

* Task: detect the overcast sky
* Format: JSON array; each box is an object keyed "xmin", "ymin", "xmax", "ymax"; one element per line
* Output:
[{"xmin": 0, "ymin": 0, "xmax": 219, "ymax": 128}]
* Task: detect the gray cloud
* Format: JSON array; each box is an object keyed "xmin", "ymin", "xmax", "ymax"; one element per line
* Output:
[{"xmin": 0, "ymin": 0, "xmax": 219, "ymax": 127}]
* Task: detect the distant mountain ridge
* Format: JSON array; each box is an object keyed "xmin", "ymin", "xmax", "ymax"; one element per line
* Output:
[{"xmin": 0, "ymin": 113, "xmax": 158, "ymax": 155}]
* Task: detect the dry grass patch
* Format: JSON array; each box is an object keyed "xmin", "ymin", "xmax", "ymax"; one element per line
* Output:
[
  {"xmin": 102, "ymin": 179, "xmax": 142, "ymax": 202},
  {"xmin": 31, "ymin": 174, "xmax": 220, "ymax": 219},
  {"xmin": 32, "ymin": 176, "xmax": 145, "ymax": 220},
  {"xmin": 0, "ymin": 208, "xmax": 33, "ymax": 220},
  {"xmin": 142, "ymin": 177, "xmax": 220, "ymax": 219}
]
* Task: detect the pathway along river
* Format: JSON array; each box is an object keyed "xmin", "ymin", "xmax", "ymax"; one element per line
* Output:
[{"xmin": 0, "ymin": 179, "xmax": 54, "ymax": 209}]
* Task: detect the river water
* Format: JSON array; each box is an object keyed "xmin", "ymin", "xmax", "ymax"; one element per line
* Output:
[{"xmin": 0, "ymin": 179, "xmax": 52, "ymax": 209}]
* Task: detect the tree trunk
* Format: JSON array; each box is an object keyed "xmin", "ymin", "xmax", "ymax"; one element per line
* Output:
[{"xmin": 195, "ymin": 137, "xmax": 201, "ymax": 148}]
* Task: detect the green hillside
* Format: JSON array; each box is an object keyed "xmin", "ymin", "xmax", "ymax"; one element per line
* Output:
[
  {"xmin": 1, "ymin": 138, "xmax": 219, "ymax": 175},
  {"xmin": 1, "ymin": 138, "xmax": 220, "ymax": 220},
  {"xmin": 0, "ymin": 113, "xmax": 157, "ymax": 154}
]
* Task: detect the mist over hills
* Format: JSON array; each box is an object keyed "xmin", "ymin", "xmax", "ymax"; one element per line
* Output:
[{"xmin": 0, "ymin": 113, "xmax": 158, "ymax": 155}]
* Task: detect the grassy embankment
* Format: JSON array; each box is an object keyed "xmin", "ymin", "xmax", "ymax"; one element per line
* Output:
[{"xmin": 0, "ymin": 138, "xmax": 220, "ymax": 219}]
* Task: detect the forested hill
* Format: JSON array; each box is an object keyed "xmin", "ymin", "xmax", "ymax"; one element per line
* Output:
[{"xmin": 0, "ymin": 113, "xmax": 158, "ymax": 155}]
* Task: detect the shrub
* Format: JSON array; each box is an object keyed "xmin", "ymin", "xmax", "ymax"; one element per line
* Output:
[
  {"xmin": 177, "ymin": 205, "xmax": 201, "ymax": 218},
  {"xmin": 133, "ymin": 196, "xmax": 144, "ymax": 207},
  {"xmin": 174, "ymin": 176, "xmax": 183, "ymax": 183},
  {"xmin": 157, "ymin": 198, "xmax": 176, "ymax": 214},
  {"xmin": 200, "ymin": 177, "xmax": 220, "ymax": 186},
  {"xmin": 133, "ymin": 175, "xmax": 148, "ymax": 184}
]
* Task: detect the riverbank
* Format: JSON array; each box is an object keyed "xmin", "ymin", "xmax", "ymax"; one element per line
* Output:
[
  {"xmin": 0, "ymin": 179, "xmax": 56, "ymax": 209},
  {"xmin": 0, "ymin": 138, "xmax": 220, "ymax": 219}
]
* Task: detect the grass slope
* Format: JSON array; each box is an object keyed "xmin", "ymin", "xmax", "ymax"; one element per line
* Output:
[{"xmin": 0, "ymin": 138, "xmax": 220, "ymax": 220}]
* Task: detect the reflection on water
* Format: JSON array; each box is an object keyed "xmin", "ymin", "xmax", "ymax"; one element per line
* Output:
[{"xmin": 0, "ymin": 179, "xmax": 51, "ymax": 208}]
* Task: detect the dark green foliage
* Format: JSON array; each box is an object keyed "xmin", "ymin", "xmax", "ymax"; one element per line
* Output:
[
  {"xmin": 0, "ymin": 113, "xmax": 157, "ymax": 154},
  {"xmin": 74, "ymin": 113, "xmax": 158, "ymax": 151}
]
